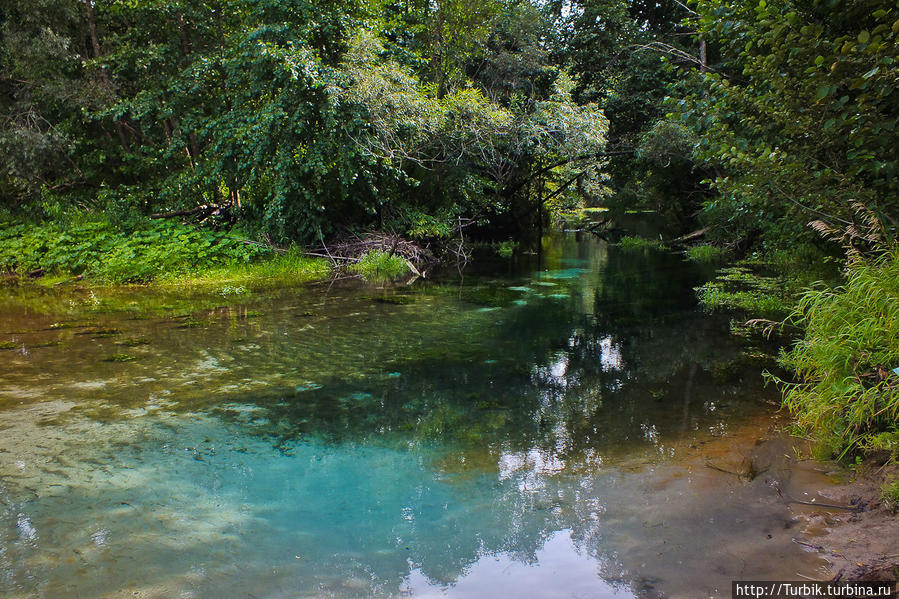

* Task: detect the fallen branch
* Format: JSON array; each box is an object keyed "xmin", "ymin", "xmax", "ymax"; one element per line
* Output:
[
  {"xmin": 303, "ymin": 252, "xmax": 361, "ymax": 262},
  {"xmin": 670, "ymin": 226, "xmax": 712, "ymax": 244}
]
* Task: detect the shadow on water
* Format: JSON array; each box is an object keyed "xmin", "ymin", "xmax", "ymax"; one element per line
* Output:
[{"xmin": 0, "ymin": 231, "xmax": 831, "ymax": 598}]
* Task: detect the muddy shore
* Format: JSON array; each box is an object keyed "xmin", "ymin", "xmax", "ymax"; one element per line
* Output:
[{"xmin": 705, "ymin": 417, "xmax": 899, "ymax": 585}]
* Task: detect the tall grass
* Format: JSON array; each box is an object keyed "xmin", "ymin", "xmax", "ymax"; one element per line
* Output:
[
  {"xmin": 159, "ymin": 248, "xmax": 331, "ymax": 292},
  {"xmin": 777, "ymin": 250, "xmax": 899, "ymax": 460}
]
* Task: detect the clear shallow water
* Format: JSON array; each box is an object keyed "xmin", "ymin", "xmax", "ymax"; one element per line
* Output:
[{"xmin": 0, "ymin": 232, "xmax": 832, "ymax": 598}]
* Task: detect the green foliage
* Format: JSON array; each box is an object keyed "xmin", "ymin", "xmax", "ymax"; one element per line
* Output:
[
  {"xmin": 695, "ymin": 266, "xmax": 793, "ymax": 316},
  {"xmin": 1, "ymin": 0, "xmax": 610, "ymax": 245},
  {"xmin": 349, "ymin": 250, "xmax": 410, "ymax": 280},
  {"xmin": 882, "ymin": 479, "xmax": 899, "ymax": 512},
  {"xmin": 496, "ymin": 240, "xmax": 518, "ymax": 258},
  {"xmin": 0, "ymin": 219, "xmax": 270, "ymax": 283},
  {"xmin": 777, "ymin": 250, "xmax": 899, "ymax": 460},
  {"xmin": 167, "ymin": 248, "xmax": 331, "ymax": 292},
  {"xmin": 685, "ymin": 244, "xmax": 727, "ymax": 264},
  {"xmin": 671, "ymin": 0, "xmax": 899, "ymax": 254},
  {"xmin": 561, "ymin": 0, "xmax": 704, "ymax": 218},
  {"xmin": 616, "ymin": 236, "xmax": 666, "ymax": 252}
]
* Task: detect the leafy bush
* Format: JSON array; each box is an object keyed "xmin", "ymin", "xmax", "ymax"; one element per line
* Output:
[
  {"xmin": 777, "ymin": 251, "xmax": 899, "ymax": 460},
  {"xmin": 0, "ymin": 219, "xmax": 271, "ymax": 283}
]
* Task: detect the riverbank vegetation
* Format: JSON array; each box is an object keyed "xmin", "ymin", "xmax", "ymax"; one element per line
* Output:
[{"xmin": 2, "ymin": 0, "xmax": 898, "ymax": 469}]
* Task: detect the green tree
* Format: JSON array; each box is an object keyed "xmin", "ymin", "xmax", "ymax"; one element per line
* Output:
[
  {"xmin": 560, "ymin": 0, "xmax": 705, "ymax": 222},
  {"xmin": 670, "ymin": 0, "xmax": 899, "ymax": 252}
]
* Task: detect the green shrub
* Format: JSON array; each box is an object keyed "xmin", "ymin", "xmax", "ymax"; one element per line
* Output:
[
  {"xmin": 777, "ymin": 251, "xmax": 899, "ymax": 461},
  {"xmin": 0, "ymin": 219, "xmax": 271, "ymax": 283},
  {"xmin": 349, "ymin": 250, "xmax": 409, "ymax": 280}
]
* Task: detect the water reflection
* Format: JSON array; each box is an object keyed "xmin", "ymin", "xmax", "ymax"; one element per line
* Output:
[{"xmin": 0, "ymin": 232, "xmax": 828, "ymax": 598}]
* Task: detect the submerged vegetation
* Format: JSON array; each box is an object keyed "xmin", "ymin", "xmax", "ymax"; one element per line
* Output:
[{"xmin": 696, "ymin": 266, "xmax": 794, "ymax": 318}]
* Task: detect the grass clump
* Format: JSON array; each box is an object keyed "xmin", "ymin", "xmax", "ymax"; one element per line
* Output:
[
  {"xmin": 776, "ymin": 250, "xmax": 899, "ymax": 461},
  {"xmin": 882, "ymin": 479, "xmax": 899, "ymax": 512},
  {"xmin": 161, "ymin": 248, "xmax": 330, "ymax": 292},
  {"xmin": 616, "ymin": 235, "xmax": 666, "ymax": 252},
  {"xmin": 349, "ymin": 250, "xmax": 409, "ymax": 280},
  {"xmin": 685, "ymin": 244, "xmax": 727, "ymax": 264}
]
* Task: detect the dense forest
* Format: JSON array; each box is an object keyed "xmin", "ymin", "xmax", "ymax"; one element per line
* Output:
[{"xmin": 1, "ymin": 1, "xmax": 898, "ymax": 470}]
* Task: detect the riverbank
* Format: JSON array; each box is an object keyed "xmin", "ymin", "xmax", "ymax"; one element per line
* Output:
[
  {"xmin": 807, "ymin": 462, "xmax": 899, "ymax": 582},
  {"xmin": 670, "ymin": 412, "xmax": 899, "ymax": 584}
]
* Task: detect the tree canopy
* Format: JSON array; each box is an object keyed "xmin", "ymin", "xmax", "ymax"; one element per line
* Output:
[{"xmin": 1, "ymin": 0, "xmax": 608, "ymax": 243}]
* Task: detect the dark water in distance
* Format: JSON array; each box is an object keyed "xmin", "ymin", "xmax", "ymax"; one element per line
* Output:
[{"xmin": 0, "ymin": 231, "xmax": 829, "ymax": 598}]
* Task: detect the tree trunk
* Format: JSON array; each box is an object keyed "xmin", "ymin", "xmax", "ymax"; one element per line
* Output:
[{"xmin": 699, "ymin": 40, "xmax": 707, "ymax": 73}]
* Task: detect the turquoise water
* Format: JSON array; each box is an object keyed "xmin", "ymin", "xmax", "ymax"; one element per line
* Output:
[{"xmin": 0, "ymin": 232, "xmax": 830, "ymax": 598}]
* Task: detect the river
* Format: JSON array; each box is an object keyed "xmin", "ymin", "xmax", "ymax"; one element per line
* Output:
[{"xmin": 0, "ymin": 231, "xmax": 836, "ymax": 598}]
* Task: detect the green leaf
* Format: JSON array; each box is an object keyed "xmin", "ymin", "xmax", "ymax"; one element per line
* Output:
[{"xmin": 862, "ymin": 66, "xmax": 880, "ymax": 79}]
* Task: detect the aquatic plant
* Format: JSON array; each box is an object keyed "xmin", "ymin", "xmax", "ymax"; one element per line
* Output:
[
  {"xmin": 695, "ymin": 266, "xmax": 792, "ymax": 317},
  {"xmin": 496, "ymin": 240, "xmax": 518, "ymax": 258},
  {"xmin": 616, "ymin": 236, "xmax": 666, "ymax": 252},
  {"xmin": 163, "ymin": 248, "xmax": 330, "ymax": 292}
]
